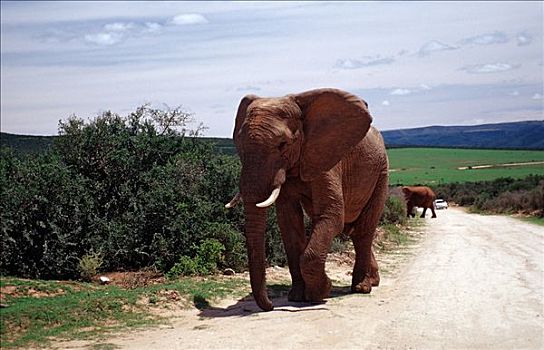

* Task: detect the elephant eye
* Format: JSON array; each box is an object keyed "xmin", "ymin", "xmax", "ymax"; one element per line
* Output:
[{"xmin": 278, "ymin": 141, "xmax": 287, "ymax": 150}]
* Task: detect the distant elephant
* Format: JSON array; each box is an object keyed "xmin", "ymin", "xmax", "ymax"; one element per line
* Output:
[
  {"xmin": 401, "ymin": 186, "xmax": 437, "ymax": 218},
  {"xmin": 225, "ymin": 88, "xmax": 389, "ymax": 311}
]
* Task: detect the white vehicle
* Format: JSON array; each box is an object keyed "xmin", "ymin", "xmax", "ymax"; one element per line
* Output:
[{"xmin": 434, "ymin": 199, "xmax": 448, "ymax": 210}]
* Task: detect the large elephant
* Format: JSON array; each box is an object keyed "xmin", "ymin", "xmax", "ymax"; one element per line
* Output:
[
  {"xmin": 225, "ymin": 88, "xmax": 389, "ymax": 311},
  {"xmin": 401, "ymin": 186, "xmax": 437, "ymax": 218}
]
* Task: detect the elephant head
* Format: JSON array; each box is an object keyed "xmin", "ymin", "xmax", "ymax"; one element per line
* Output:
[
  {"xmin": 228, "ymin": 88, "xmax": 372, "ymax": 311},
  {"xmin": 401, "ymin": 187, "xmax": 412, "ymax": 200}
]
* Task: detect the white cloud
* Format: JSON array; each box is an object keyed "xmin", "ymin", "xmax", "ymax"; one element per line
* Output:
[
  {"xmin": 335, "ymin": 58, "xmax": 363, "ymax": 70},
  {"xmin": 382, "ymin": 100, "xmax": 390, "ymax": 106},
  {"xmin": 460, "ymin": 31, "xmax": 508, "ymax": 46},
  {"xmin": 84, "ymin": 32, "xmax": 124, "ymax": 46},
  {"xmin": 532, "ymin": 93, "xmax": 543, "ymax": 100},
  {"xmin": 335, "ymin": 55, "xmax": 395, "ymax": 70},
  {"xmin": 461, "ymin": 62, "xmax": 520, "ymax": 74},
  {"xmin": 144, "ymin": 22, "xmax": 162, "ymax": 34},
  {"xmin": 516, "ymin": 31, "xmax": 533, "ymax": 46},
  {"xmin": 84, "ymin": 22, "xmax": 134, "ymax": 46},
  {"xmin": 390, "ymin": 88, "xmax": 411, "ymax": 96},
  {"xmin": 509, "ymin": 91, "xmax": 520, "ymax": 96},
  {"xmin": 419, "ymin": 84, "xmax": 432, "ymax": 90},
  {"xmin": 103, "ymin": 22, "xmax": 134, "ymax": 32},
  {"xmin": 170, "ymin": 13, "xmax": 208, "ymax": 25},
  {"xmin": 418, "ymin": 40, "xmax": 458, "ymax": 56},
  {"xmin": 83, "ymin": 21, "xmax": 163, "ymax": 46}
]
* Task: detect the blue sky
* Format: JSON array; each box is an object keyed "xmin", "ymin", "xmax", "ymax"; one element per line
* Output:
[{"xmin": 1, "ymin": 1, "xmax": 542, "ymax": 136}]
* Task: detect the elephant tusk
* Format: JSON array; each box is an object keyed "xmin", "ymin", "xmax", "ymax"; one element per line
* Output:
[
  {"xmin": 256, "ymin": 186, "xmax": 281, "ymax": 208},
  {"xmin": 225, "ymin": 192, "xmax": 242, "ymax": 209}
]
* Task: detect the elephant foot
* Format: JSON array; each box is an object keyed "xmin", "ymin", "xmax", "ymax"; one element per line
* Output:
[
  {"xmin": 351, "ymin": 276, "xmax": 372, "ymax": 294},
  {"xmin": 254, "ymin": 294, "xmax": 274, "ymax": 312},
  {"xmin": 370, "ymin": 272, "xmax": 380, "ymax": 287},
  {"xmin": 432, "ymin": 215, "xmax": 437, "ymax": 218},
  {"xmin": 288, "ymin": 281, "xmax": 306, "ymax": 302},
  {"xmin": 304, "ymin": 275, "xmax": 331, "ymax": 302}
]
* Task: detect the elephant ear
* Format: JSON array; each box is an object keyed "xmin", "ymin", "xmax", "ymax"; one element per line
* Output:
[
  {"xmin": 294, "ymin": 88, "xmax": 372, "ymax": 181},
  {"xmin": 233, "ymin": 94, "xmax": 259, "ymax": 153}
]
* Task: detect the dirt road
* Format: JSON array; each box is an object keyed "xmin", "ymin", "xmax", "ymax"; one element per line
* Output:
[{"xmin": 62, "ymin": 208, "xmax": 543, "ymax": 349}]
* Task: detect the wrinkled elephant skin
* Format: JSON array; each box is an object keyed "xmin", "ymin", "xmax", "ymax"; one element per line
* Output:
[{"xmin": 229, "ymin": 88, "xmax": 389, "ymax": 311}]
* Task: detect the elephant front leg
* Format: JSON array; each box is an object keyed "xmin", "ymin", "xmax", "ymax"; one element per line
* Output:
[
  {"xmin": 276, "ymin": 199, "xmax": 307, "ymax": 302},
  {"xmin": 300, "ymin": 216, "xmax": 341, "ymax": 302},
  {"xmin": 301, "ymin": 171, "xmax": 344, "ymax": 302}
]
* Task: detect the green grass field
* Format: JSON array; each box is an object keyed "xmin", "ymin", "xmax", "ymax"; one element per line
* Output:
[{"xmin": 387, "ymin": 148, "xmax": 544, "ymax": 185}]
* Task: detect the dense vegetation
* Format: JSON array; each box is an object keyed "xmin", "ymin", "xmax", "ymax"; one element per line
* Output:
[
  {"xmin": 435, "ymin": 175, "xmax": 544, "ymax": 217},
  {"xmin": 0, "ymin": 106, "xmax": 282, "ymax": 280}
]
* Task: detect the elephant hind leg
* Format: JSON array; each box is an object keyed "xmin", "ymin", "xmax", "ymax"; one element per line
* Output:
[
  {"xmin": 420, "ymin": 206, "xmax": 428, "ymax": 218},
  {"xmin": 350, "ymin": 173, "xmax": 388, "ymax": 294}
]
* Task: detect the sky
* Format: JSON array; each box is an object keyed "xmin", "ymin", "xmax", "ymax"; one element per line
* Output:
[{"xmin": 1, "ymin": 1, "xmax": 543, "ymax": 137}]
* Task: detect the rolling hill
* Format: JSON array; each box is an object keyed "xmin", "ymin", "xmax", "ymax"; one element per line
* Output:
[
  {"xmin": 1, "ymin": 120, "xmax": 543, "ymax": 154},
  {"xmin": 381, "ymin": 120, "xmax": 544, "ymax": 149}
]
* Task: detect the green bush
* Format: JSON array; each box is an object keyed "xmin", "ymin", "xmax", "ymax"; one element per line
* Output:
[
  {"xmin": 381, "ymin": 224, "xmax": 409, "ymax": 245},
  {"xmin": 380, "ymin": 195, "xmax": 407, "ymax": 225},
  {"xmin": 77, "ymin": 252, "xmax": 104, "ymax": 281},
  {"xmin": 0, "ymin": 106, "xmax": 248, "ymax": 279},
  {"xmin": 203, "ymin": 222, "xmax": 247, "ymax": 272},
  {"xmin": 435, "ymin": 175, "xmax": 544, "ymax": 216},
  {"xmin": 0, "ymin": 150, "xmax": 95, "ymax": 279},
  {"xmin": 166, "ymin": 239, "xmax": 225, "ymax": 278},
  {"xmin": 166, "ymin": 256, "xmax": 198, "ymax": 278},
  {"xmin": 195, "ymin": 238, "xmax": 225, "ymax": 274}
]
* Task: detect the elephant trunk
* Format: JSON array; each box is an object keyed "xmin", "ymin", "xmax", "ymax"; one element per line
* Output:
[{"xmin": 244, "ymin": 204, "xmax": 273, "ymax": 311}]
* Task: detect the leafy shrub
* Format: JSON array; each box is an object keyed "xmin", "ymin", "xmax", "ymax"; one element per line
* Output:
[
  {"xmin": 78, "ymin": 252, "xmax": 104, "ymax": 281},
  {"xmin": 380, "ymin": 194, "xmax": 407, "ymax": 225},
  {"xmin": 166, "ymin": 256, "xmax": 198, "ymax": 278},
  {"xmin": 381, "ymin": 224, "xmax": 409, "ymax": 245},
  {"xmin": 435, "ymin": 175, "xmax": 544, "ymax": 216},
  {"xmin": 0, "ymin": 150, "xmax": 95, "ymax": 279},
  {"xmin": 166, "ymin": 239, "xmax": 225, "ymax": 278},
  {"xmin": 203, "ymin": 222, "xmax": 247, "ymax": 272},
  {"xmin": 0, "ymin": 106, "xmax": 248, "ymax": 279},
  {"xmin": 479, "ymin": 183, "xmax": 544, "ymax": 217}
]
